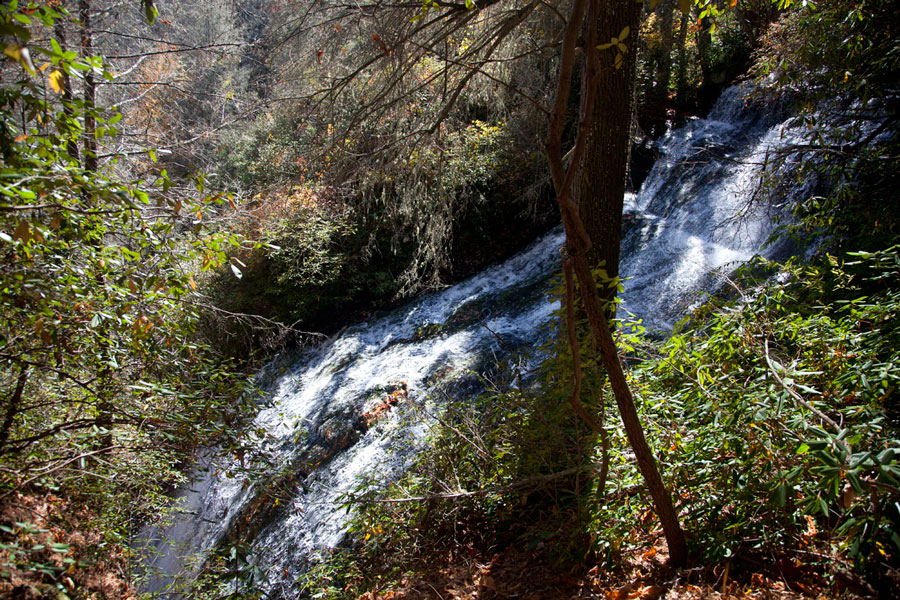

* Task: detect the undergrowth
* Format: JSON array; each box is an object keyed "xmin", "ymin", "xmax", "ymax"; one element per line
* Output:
[
  {"xmin": 298, "ymin": 245, "xmax": 900, "ymax": 599},
  {"xmin": 636, "ymin": 248, "xmax": 900, "ymax": 593}
]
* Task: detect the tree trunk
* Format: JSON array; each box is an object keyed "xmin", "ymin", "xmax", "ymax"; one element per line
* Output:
[
  {"xmin": 54, "ymin": 5, "xmax": 80, "ymax": 163},
  {"xmin": 656, "ymin": 0, "xmax": 675, "ymax": 107},
  {"xmin": 79, "ymin": 0, "xmax": 97, "ymax": 171},
  {"xmin": 574, "ymin": 0, "xmax": 641, "ymax": 311},
  {"xmin": 675, "ymin": 10, "xmax": 689, "ymax": 103},
  {"xmin": 0, "ymin": 367, "xmax": 29, "ymax": 455},
  {"xmin": 694, "ymin": 4, "xmax": 713, "ymax": 88},
  {"xmin": 546, "ymin": 0, "xmax": 688, "ymax": 567},
  {"xmin": 79, "ymin": 0, "xmax": 112, "ymax": 449},
  {"xmin": 568, "ymin": 249, "xmax": 687, "ymax": 565}
]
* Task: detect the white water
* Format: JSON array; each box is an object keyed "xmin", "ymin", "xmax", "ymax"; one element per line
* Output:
[{"xmin": 136, "ymin": 85, "xmax": 810, "ymax": 597}]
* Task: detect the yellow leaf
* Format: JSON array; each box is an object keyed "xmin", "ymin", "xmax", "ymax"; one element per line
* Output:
[
  {"xmin": 3, "ymin": 44, "xmax": 22, "ymax": 61},
  {"xmin": 48, "ymin": 69, "xmax": 64, "ymax": 94},
  {"xmin": 189, "ymin": 277, "xmax": 196, "ymax": 291},
  {"xmin": 13, "ymin": 134, "xmax": 29, "ymax": 142},
  {"xmin": 619, "ymin": 26, "xmax": 630, "ymax": 40},
  {"xmin": 7, "ymin": 46, "xmax": 36, "ymax": 74},
  {"xmin": 195, "ymin": 210, "xmax": 202, "ymax": 220}
]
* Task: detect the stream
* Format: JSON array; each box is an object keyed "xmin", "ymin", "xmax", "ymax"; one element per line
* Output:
[{"xmin": 136, "ymin": 85, "xmax": 810, "ymax": 598}]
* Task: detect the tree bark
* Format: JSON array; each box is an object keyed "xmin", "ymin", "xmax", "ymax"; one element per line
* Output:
[
  {"xmin": 54, "ymin": 5, "xmax": 80, "ymax": 163},
  {"xmin": 79, "ymin": 0, "xmax": 98, "ymax": 171},
  {"xmin": 546, "ymin": 0, "xmax": 687, "ymax": 567},
  {"xmin": 694, "ymin": 4, "xmax": 713, "ymax": 88},
  {"xmin": 574, "ymin": 0, "xmax": 642, "ymax": 311},
  {"xmin": 0, "ymin": 366, "xmax": 30, "ymax": 455},
  {"xmin": 675, "ymin": 10, "xmax": 689, "ymax": 103},
  {"xmin": 656, "ymin": 0, "xmax": 675, "ymax": 107}
]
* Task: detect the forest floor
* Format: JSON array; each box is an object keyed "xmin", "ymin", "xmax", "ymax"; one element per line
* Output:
[
  {"xmin": 0, "ymin": 492, "xmax": 137, "ymax": 600},
  {"xmin": 356, "ymin": 532, "xmax": 863, "ymax": 600},
  {"xmin": 0, "ymin": 495, "xmax": 871, "ymax": 600}
]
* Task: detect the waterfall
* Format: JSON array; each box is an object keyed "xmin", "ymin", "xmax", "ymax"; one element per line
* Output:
[{"xmin": 136, "ymin": 85, "xmax": 809, "ymax": 597}]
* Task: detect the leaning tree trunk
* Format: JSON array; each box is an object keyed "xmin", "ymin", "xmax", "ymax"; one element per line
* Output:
[{"xmin": 546, "ymin": 0, "xmax": 687, "ymax": 567}]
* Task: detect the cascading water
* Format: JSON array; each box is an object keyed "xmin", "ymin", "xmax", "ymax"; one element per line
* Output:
[{"xmin": 136, "ymin": 85, "xmax": 810, "ymax": 597}]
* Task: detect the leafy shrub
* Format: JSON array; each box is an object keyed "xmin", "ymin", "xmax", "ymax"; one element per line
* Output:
[
  {"xmin": 312, "ymin": 242, "xmax": 900, "ymax": 596},
  {"xmin": 628, "ymin": 248, "xmax": 900, "ymax": 585},
  {"xmin": 204, "ymin": 185, "xmax": 404, "ymax": 355}
]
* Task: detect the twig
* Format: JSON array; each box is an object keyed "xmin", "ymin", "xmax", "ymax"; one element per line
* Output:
[
  {"xmin": 480, "ymin": 321, "xmax": 513, "ymax": 353},
  {"xmin": 347, "ymin": 467, "xmax": 584, "ymax": 504},
  {"xmin": 0, "ymin": 445, "xmax": 122, "ymax": 500},
  {"xmin": 763, "ymin": 338, "xmax": 845, "ymax": 438}
]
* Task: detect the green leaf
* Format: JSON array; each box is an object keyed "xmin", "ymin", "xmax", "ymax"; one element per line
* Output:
[
  {"xmin": 0, "ymin": 22, "xmax": 30, "ymax": 42},
  {"xmin": 142, "ymin": 0, "xmax": 158, "ymax": 25},
  {"xmin": 876, "ymin": 448, "xmax": 895, "ymax": 464},
  {"xmin": 774, "ymin": 482, "xmax": 787, "ymax": 507},
  {"xmin": 846, "ymin": 471, "xmax": 865, "ymax": 495}
]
